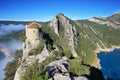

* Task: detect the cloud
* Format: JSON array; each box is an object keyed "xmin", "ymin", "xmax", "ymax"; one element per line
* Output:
[{"xmin": 0, "ymin": 24, "xmax": 25, "ymax": 37}]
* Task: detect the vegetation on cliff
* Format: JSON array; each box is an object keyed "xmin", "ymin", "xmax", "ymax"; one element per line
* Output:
[
  {"xmin": 21, "ymin": 61, "xmax": 49, "ymax": 80},
  {"xmin": 68, "ymin": 58, "xmax": 90, "ymax": 76},
  {"xmin": 21, "ymin": 55, "xmax": 56, "ymax": 80}
]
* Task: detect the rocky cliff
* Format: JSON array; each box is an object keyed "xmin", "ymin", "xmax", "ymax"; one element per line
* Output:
[{"xmin": 49, "ymin": 13, "xmax": 77, "ymax": 57}]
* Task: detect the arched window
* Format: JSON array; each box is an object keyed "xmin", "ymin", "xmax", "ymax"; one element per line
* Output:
[{"xmin": 33, "ymin": 30, "xmax": 35, "ymax": 33}]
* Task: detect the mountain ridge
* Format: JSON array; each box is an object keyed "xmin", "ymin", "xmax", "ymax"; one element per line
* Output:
[{"xmin": 88, "ymin": 12, "xmax": 120, "ymax": 29}]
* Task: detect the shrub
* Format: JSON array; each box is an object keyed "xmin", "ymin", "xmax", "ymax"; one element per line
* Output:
[
  {"xmin": 64, "ymin": 49, "xmax": 72, "ymax": 59},
  {"xmin": 68, "ymin": 58, "xmax": 90, "ymax": 76},
  {"xmin": 21, "ymin": 61, "xmax": 49, "ymax": 80},
  {"xmin": 52, "ymin": 47, "xmax": 72, "ymax": 59},
  {"xmin": 21, "ymin": 54, "xmax": 57, "ymax": 80}
]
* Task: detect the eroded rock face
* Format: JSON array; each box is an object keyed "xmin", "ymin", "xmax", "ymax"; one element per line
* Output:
[
  {"xmin": 46, "ymin": 57, "xmax": 68, "ymax": 73},
  {"xmin": 49, "ymin": 13, "xmax": 78, "ymax": 57},
  {"xmin": 14, "ymin": 45, "xmax": 50, "ymax": 80},
  {"xmin": 46, "ymin": 57, "xmax": 71, "ymax": 80},
  {"xmin": 49, "ymin": 16, "xmax": 59, "ymax": 35}
]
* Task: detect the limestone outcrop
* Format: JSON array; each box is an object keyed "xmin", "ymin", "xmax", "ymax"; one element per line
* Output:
[
  {"xmin": 49, "ymin": 13, "xmax": 78, "ymax": 58},
  {"xmin": 49, "ymin": 16, "xmax": 59, "ymax": 35},
  {"xmin": 46, "ymin": 57, "xmax": 71, "ymax": 80}
]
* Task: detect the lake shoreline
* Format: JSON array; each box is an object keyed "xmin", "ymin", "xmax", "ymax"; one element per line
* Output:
[
  {"xmin": 0, "ymin": 48, "xmax": 10, "ymax": 57},
  {"xmin": 91, "ymin": 46, "xmax": 120, "ymax": 69}
]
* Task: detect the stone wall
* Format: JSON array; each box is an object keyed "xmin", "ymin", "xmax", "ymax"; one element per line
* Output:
[{"xmin": 26, "ymin": 27, "xmax": 39, "ymax": 46}]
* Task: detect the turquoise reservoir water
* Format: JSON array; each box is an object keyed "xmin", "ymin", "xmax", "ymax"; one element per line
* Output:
[{"xmin": 97, "ymin": 49, "xmax": 120, "ymax": 80}]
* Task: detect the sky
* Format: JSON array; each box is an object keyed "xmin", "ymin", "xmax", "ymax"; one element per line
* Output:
[{"xmin": 0, "ymin": 0, "xmax": 120, "ymax": 21}]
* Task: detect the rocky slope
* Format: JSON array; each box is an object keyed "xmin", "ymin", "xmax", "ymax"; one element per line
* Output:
[
  {"xmin": 106, "ymin": 12, "xmax": 120, "ymax": 24},
  {"xmin": 4, "ymin": 13, "xmax": 120, "ymax": 80},
  {"xmin": 88, "ymin": 12, "xmax": 120, "ymax": 29}
]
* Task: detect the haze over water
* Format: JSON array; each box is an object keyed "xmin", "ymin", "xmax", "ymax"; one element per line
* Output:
[
  {"xmin": 0, "ymin": 24, "xmax": 24, "ymax": 80},
  {"xmin": 0, "ymin": 39, "xmax": 22, "ymax": 80}
]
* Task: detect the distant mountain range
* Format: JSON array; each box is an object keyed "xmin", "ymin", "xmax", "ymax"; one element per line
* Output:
[
  {"xmin": 89, "ymin": 12, "xmax": 120, "ymax": 29},
  {"xmin": 0, "ymin": 21, "xmax": 28, "ymax": 25},
  {"xmin": 1, "ymin": 12, "xmax": 120, "ymax": 27},
  {"xmin": 0, "ymin": 20, "xmax": 46, "ymax": 25}
]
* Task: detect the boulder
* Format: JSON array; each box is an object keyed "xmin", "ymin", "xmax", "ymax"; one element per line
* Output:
[
  {"xmin": 53, "ymin": 73, "xmax": 71, "ymax": 80},
  {"xmin": 74, "ymin": 76, "xmax": 90, "ymax": 80},
  {"xmin": 46, "ymin": 57, "xmax": 71, "ymax": 80}
]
